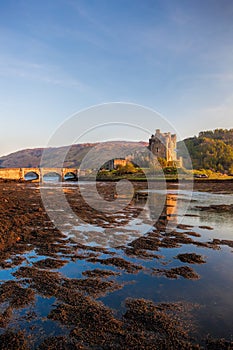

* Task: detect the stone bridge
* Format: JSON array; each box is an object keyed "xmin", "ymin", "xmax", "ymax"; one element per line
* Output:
[{"xmin": 0, "ymin": 168, "xmax": 79, "ymax": 182}]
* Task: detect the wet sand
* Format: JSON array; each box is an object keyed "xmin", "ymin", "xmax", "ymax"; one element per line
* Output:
[{"xmin": 0, "ymin": 181, "xmax": 232, "ymax": 349}]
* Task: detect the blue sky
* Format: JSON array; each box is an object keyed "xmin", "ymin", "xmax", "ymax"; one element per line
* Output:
[{"xmin": 0, "ymin": 0, "xmax": 233, "ymax": 156}]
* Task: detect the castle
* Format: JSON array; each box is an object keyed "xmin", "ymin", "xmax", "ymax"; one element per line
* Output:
[{"xmin": 148, "ymin": 129, "xmax": 182, "ymax": 167}]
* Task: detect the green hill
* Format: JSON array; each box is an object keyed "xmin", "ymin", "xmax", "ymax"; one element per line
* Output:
[{"xmin": 178, "ymin": 129, "xmax": 233, "ymax": 173}]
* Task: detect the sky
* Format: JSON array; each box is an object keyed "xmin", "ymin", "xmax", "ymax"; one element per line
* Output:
[{"xmin": 0, "ymin": 0, "xmax": 233, "ymax": 156}]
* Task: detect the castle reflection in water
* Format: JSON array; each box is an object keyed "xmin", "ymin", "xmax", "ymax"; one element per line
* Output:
[{"xmin": 135, "ymin": 190, "xmax": 178, "ymax": 230}]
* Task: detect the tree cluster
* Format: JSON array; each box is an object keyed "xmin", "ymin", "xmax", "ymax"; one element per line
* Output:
[{"xmin": 180, "ymin": 129, "xmax": 233, "ymax": 173}]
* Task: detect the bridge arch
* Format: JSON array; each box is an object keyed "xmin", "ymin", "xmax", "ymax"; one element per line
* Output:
[
  {"xmin": 63, "ymin": 171, "xmax": 78, "ymax": 181},
  {"xmin": 43, "ymin": 172, "xmax": 61, "ymax": 182},
  {"xmin": 24, "ymin": 171, "xmax": 40, "ymax": 181}
]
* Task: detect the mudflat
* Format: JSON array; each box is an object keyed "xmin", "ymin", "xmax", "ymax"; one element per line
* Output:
[{"xmin": 0, "ymin": 181, "xmax": 232, "ymax": 349}]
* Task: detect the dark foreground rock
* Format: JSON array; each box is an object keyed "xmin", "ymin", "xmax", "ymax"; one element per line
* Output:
[{"xmin": 175, "ymin": 253, "xmax": 206, "ymax": 264}]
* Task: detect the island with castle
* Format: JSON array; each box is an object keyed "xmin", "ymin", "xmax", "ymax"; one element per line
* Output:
[
  {"xmin": 0, "ymin": 129, "xmax": 183, "ymax": 181},
  {"xmin": 103, "ymin": 129, "xmax": 183, "ymax": 171}
]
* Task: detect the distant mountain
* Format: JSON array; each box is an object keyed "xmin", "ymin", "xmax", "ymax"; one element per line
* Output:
[
  {"xmin": 0, "ymin": 141, "xmax": 148, "ymax": 168},
  {"xmin": 0, "ymin": 147, "xmax": 44, "ymax": 168},
  {"xmin": 0, "ymin": 144, "xmax": 92, "ymax": 168},
  {"xmin": 178, "ymin": 128, "xmax": 233, "ymax": 172}
]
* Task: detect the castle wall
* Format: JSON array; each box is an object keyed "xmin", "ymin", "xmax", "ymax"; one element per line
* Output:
[
  {"xmin": 149, "ymin": 138, "xmax": 167, "ymax": 159},
  {"xmin": 104, "ymin": 158, "xmax": 128, "ymax": 170},
  {"xmin": 148, "ymin": 129, "xmax": 179, "ymax": 164}
]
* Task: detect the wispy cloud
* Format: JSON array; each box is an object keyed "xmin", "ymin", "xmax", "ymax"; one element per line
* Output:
[{"xmin": 0, "ymin": 55, "xmax": 86, "ymax": 89}]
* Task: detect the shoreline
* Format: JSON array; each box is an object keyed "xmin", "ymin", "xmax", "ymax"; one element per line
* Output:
[{"xmin": 2, "ymin": 177, "xmax": 233, "ymax": 184}]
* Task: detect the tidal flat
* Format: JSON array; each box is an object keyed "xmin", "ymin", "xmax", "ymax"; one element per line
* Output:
[{"xmin": 0, "ymin": 180, "xmax": 233, "ymax": 349}]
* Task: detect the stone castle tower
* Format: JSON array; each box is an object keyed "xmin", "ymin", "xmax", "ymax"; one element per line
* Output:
[{"xmin": 148, "ymin": 129, "xmax": 182, "ymax": 167}]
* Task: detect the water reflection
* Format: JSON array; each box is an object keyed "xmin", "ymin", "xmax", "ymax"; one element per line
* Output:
[
  {"xmin": 64, "ymin": 189, "xmax": 179, "ymax": 248},
  {"xmin": 148, "ymin": 191, "xmax": 178, "ymax": 229}
]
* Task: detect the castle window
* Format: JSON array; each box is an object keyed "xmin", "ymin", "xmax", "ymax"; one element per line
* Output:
[{"xmin": 156, "ymin": 147, "xmax": 159, "ymax": 152}]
